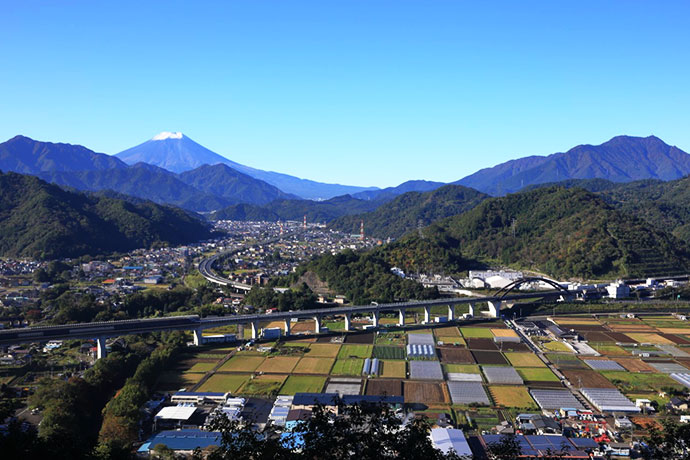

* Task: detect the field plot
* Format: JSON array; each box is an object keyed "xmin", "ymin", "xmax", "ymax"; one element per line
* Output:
[
  {"xmin": 439, "ymin": 348, "xmax": 475, "ymax": 364},
  {"xmin": 482, "ymin": 366, "xmax": 523, "ymax": 384},
  {"xmin": 434, "ymin": 326, "xmax": 461, "ymax": 337},
  {"xmin": 306, "ymin": 343, "xmax": 341, "ymax": 358},
  {"xmin": 366, "ymin": 379, "xmax": 403, "ymax": 396},
  {"xmin": 614, "ymin": 358, "xmax": 657, "ymax": 373},
  {"xmin": 517, "ymin": 368, "xmax": 559, "ymax": 382},
  {"xmin": 466, "ymin": 338, "xmax": 498, "ymax": 350},
  {"xmin": 291, "ymin": 320, "xmax": 317, "ymax": 333},
  {"xmin": 491, "ymin": 329, "xmax": 518, "ymax": 338},
  {"xmin": 601, "ymin": 371, "xmax": 685, "ymax": 392},
  {"xmin": 447, "ymin": 382, "xmax": 490, "ymax": 405},
  {"xmin": 659, "ymin": 334, "xmax": 690, "ymax": 345},
  {"xmin": 646, "ymin": 362, "xmax": 689, "ymax": 374},
  {"xmin": 404, "ymin": 381, "xmax": 448, "ymax": 404},
  {"xmin": 380, "ymin": 360, "xmax": 406, "ymax": 378},
  {"xmin": 408, "ymin": 333, "xmax": 435, "ymax": 346},
  {"xmin": 530, "ymin": 389, "xmax": 583, "ymax": 410},
  {"xmin": 658, "ymin": 327, "xmax": 690, "ymax": 335},
  {"xmin": 198, "ymin": 373, "xmax": 250, "ymax": 393},
  {"xmin": 579, "ymin": 332, "xmax": 616, "ymax": 343},
  {"xmin": 489, "ymin": 386, "xmax": 536, "ymax": 408},
  {"xmin": 256, "ymin": 356, "xmax": 301, "ymax": 374},
  {"xmin": 584, "ymin": 359, "xmax": 625, "ymax": 371},
  {"xmin": 325, "ymin": 378, "xmax": 362, "ymax": 395},
  {"xmin": 541, "ymin": 341, "xmax": 572, "ymax": 353},
  {"xmin": 409, "ymin": 361, "xmax": 444, "ymax": 380},
  {"xmin": 625, "ymin": 333, "xmax": 675, "ymax": 344},
  {"xmin": 240, "ymin": 374, "xmax": 286, "ymax": 396},
  {"xmin": 331, "ymin": 359, "xmax": 364, "ymax": 376},
  {"xmin": 444, "ymin": 364, "xmax": 480, "ymax": 374},
  {"xmin": 499, "ymin": 342, "xmax": 530, "ymax": 352},
  {"xmin": 156, "ymin": 371, "xmax": 205, "ymax": 391},
  {"xmin": 280, "ymin": 376, "xmax": 326, "ymax": 395},
  {"xmin": 562, "ymin": 370, "xmax": 617, "ymax": 388},
  {"xmin": 375, "ymin": 332, "xmax": 406, "ymax": 346},
  {"xmin": 218, "ymin": 355, "xmax": 265, "ymax": 372},
  {"xmin": 591, "ymin": 344, "xmax": 630, "ymax": 356},
  {"xmin": 338, "ymin": 345, "xmax": 373, "ymax": 359},
  {"xmin": 186, "ymin": 362, "xmax": 218, "ymax": 373},
  {"xmin": 345, "ymin": 332, "xmax": 375, "ymax": 344},
  {"xmin": 460, "ymin": 327, "xmax": 493, "ymax": 338},
  {"xmin": 546, "ymin": 354, "xmax": 587, "ymax": 369},
  {"xmin": 293, "ymin": 357, "xmax": 335, "ymax": 374},
  {"xmin": 505, "ymin": 352, "xmax": 546, "ymax": 368},
  {"xmin": 436, "ymin": 337, "xmax": 466, "ymax": 346},
  {"xmin": 472, "ymin": 351, "xmax": 508, "ymax": 365},
  {"xmin": 605, "ymin": 332, "xmax": 638, "ymax": 343},
  {"xmin": 372, "ymin": 346, "xmax": 406, "ymax": 360}
]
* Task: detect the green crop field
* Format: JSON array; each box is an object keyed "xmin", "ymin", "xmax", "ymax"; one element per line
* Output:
[
  {"xmin": 444, "ymin": 364, "xmax": 480, "ymax": 374},
  {"xmin": 601, "ymin": 371, "xmax": 685, "ymax": 393},
  {"xmin": 436, "ymin": 337, "xmax": 465, "ymax": 346},
  {"xmin": 156, "ymin": 371, "xmax": 205, "ymax": 391},
  {"xmin": 516, "ymin": 367, "xmax": 559, "ymax": 382},
  {"xmin": 279, "ymin": 376, "xmax": 327, "ymax": 395},
  {"xmin": 505, "ymin": 352, "xmax": 546, "ymax": 368},
  {"xmin": 592, "ymin": 344, "xmax": 630, "ymax": 356},
  {"xmin": 338, "ymin": 344, "xmax": 373, "ymax": 359},
  {"xmin": 218, "ymin": 355, "xmax": 265, "ymax": 372},
  {"xmin": 372, "ymin": 346, "xmax": 406, "ymax": 360},
  {"xmin": 489, "ymin": 386, "xmax": 537, "ymax": 409},
  {"xmin": 375, "ymin": 332, "xmax": 406, "ymax": 346},
  {"xmin": 239, "ymin": 374, "xmax": 287, "ymax": 397},
  {"xmin": 331, "ymin": 359, "xmax": 364, "ymax": 376},
  {"xmin": 541, "ymin": 341, "xmax": 572, "ymax": 352},
  {"xmin": 186, "ymin": 362, "xmax": 218, "ymax": 373},
  {"xmin": 198, "ymin": 373, "xmax": 251, "ymax": 393},
  {"xmin": 460, "ymin": 327, "xmax": 493, "ymax": 338}
]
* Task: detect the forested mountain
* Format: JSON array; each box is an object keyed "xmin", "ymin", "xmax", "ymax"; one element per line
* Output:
[
  {"xmin": 379, "ymin": 186, "xmax": 690, "ymax": 279},
  {"xmin": 38, "ymin": 163, "xmax": 233, "ymax": 212},
  {"xmin": 330, "ymin": 184, "xmax": 488, "ymax": 239},
  {"xmin": 115, "ymin": 132, "xmax": 377, "ymax": 199},
  {"xmin": 351, "ymin": 179, "xmax": 445, "ymax": 201},
  {"xmin": 0, "ymin": 171, "xmax": 211, "ymax": 259},
  {"xmin": 178, "ymin": 163, "xmax": 295, "ymax": 205},
  {"xmin": 456, "ymin": 135, "xmax": 690, "ymax": 195},
  {"xmin": 0, "ymin": 135, "xmax": 126, "ymax": 173},
  {"xmin": 211, "ymin": 194, "xmax": 380, "ymax": 223}
]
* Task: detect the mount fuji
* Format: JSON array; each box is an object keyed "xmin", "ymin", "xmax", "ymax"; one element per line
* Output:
[{"xmin": 115, "ymin": 132, "xmax": 378, "ymax": 200}]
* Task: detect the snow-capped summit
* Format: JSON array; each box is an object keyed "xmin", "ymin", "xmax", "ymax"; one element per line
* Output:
[{"xmin": 152, "ymin": 131, "xmax": 183, "ymax": 140}]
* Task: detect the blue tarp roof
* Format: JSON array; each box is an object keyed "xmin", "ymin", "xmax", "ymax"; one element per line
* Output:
[
  {"xmin": 138, "ymin": 429, "xmax": 221, "ymax": 452},
  {"xmin": 292, "ymin": 393, "xmax": 339, "ymax": 406}
]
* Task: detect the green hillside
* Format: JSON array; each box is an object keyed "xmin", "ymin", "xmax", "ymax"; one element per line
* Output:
[
  {"xmin": 330, "ymin": 184, "xmax": 488, "ymax": 239},
  {"xmin": 0, "ymin": 171, "xmax": 211, "ymax": 259},
  {"xmin": 382, "ymin": 186, "xmax": 690, "ymax": 279}
]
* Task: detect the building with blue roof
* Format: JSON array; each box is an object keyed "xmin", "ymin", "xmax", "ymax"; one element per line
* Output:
[{"xmin": 137, "ymin": 429, "xmax": 221, "ymax": 455}]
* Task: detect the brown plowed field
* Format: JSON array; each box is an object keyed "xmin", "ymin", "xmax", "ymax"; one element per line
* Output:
[
  {"xmin": 404, "ymin": 381, "xmax": 449, "ymax": 404},
  {"xmin": 366, "ymin": 379, "xmax": 403, "ymax": 396},
  {"xmin": 562, "ymin": 370, "xmax": 616, "ymax": 388},
  {"xmin": 467, "ymin": 338, "xmax": 499, "ymax": 350},
  {"xmin": 614, "ymin": 358, "xmax": 657, "ymax": 373},
  {"xmin": 439, "ymin": 348, "xmax": 475, "ymax": 364},
  {"xmin": 472, "ymin": 351, "xmax": 508, "ymax": 365},
  {"xmin": 345, "ymin": 332, "xmax": 375, "ymax": 344}
]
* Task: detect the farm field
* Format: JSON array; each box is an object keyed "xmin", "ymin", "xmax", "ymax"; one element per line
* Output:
[
  {"xmin": 436, "ymin": 336, "xmax": 465, "ymax": 346},
  {"xmin": 404, "ymin": 381, "xmax": 448, "ymax": 404},
  {"xmin": 279, "ymin": 376, "xmax": 327, "ymax": 395},
  {"xmin": 366, "ymin": 379, "xmax": 403, "ymax": 396},
  {"xmin": 156, "ymin": 371, "xmax": 205, "ymax": 391},
  {"xmin": 372, "ymin": 346, "xmax": 406, "ymax": 360},
  {"xmin": 306, "ymin": 343, "xmax": 341, "ymax": 357},
  {"xmin": 561, "ymin": 370, "xmax": 617, "ymax": 389},
  {"xmin": 460, "ymin": 327, "xmax": 493, "ymax": 338},
  {"xmin": 338, "ymin": 344, "xmax": 373, "ymax": 359},
  {"xmin": 375, "ymin": 332, "xmax": 406, "ymax": 346},
  {"xmin": 601, "ymin": 371, "xmax": 685, "ymax": 393},
  {"xmin": 541, "ymin": 341, "xmax": 572, "ymax": 352},
  {"xmin": 504, "ymin": 352, "xmax": 546, "ymax": 368},
  {"xmin": 444, "ymin": 364, "xmax": 480, "ymax": 374},
  {"xmin": 439, "ymin": 348, "xmax": 475, "ymax": 364},
  {"xmin": 625, "ymin": 333, "xmax": 675, "ymax": 344},
  {"xmin": 331, "ymin": 359, "xmax": 364, "ymax": 376},
  {"xmin": 256, "ymin": 356, "xmax": 301, "ymax": 374},
  {"xmin": 240, "ymin": 374, "xmax": 287, "ymax": 396},
  {"xmin": 186, "ymin": 362, "xmax": 218, "ymax": 373},
  {"xmin": 293, "ymin": 357, "xmax": 335, "ymax": 375},
  {"xmin": 434, "ymin": 326, "xmax": 461, "ymax": 337},
  {"xmin": 516, "ymin": 367, "xmax": 559, "ymax": 382},
  {"xmin": 471, "ymin": 351, "xmax": 508, "ymax": 365},
  {"xmin": 614, "ymin": 358, "xmax": 658, "ymax": 373},
  {"xmin": 218, "ymin": 355, "xmax": 265, "ymax": 372},
  {"xmin": 489, "ymin": 386, "xmax": 536, "ymax": 409},
  {"xmin": 491, "ymin": 329, "xmax": 518, "ymax": 338},
  {"xmin": 197, "ymin": 373, "xmax": 250, "ymax": 393},
  {"xmin": 380, "ymin": 360, "xmax": 406, "ymax": 378}
]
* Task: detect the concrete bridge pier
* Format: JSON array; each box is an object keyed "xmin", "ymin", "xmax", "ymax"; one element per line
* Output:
[
  {"xmin": 398, "ymin": 308, "xmax": 406, "ymax": 326},
  {"xmin": 192, "ymin": 328, "xmax": 203, "ymax": 346},
  {"xmin": 487, "ymin": 301, "xmax": 502, "ymax": 318},
  {"xmin": 468, "ymin": 303, "xmax": 475, "ymax": 317},
  {"xmin": 344, "ymin": 313, "xmax": 351, "ymax": 332},
  {"xmin": 283, "ymin": 319, "xmax": 291, "ymax": 336},
  {"xmin": 447, "ymin": 305, "xmax": 455, "ymax": 321},
  {"xmin": 250, "ymin": 321, "xmax": 258, "ymax": 340},
  {"xmin": 96, "ymin": 337, "xmax": 107, "ymax": 360},
  {"xmin": 314, "ymin": 315, "xmax": 322, "ymax": 334},
  {"xmin": 424, "ymin": 306, "xmax": 431, "ymax": 324},
  {"xmin": 372, "ymin": 311, "xmax": 379, "ymax": 328}
]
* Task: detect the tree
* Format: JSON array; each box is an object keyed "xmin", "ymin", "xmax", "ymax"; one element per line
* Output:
[{"xmin": 643, "ymin": 419, "xmax": 690, "ymax": 459}]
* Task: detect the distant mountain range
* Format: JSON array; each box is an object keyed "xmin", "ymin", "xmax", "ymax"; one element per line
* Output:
[
  {"xmin": 456, "ymin": 135, "xmax": 690, "ymax": 195},
  {"xmin": 115, "ymin": 132, "xmax": 377, "ymax": 200},
  {"xmin": 0, "ymin": 171, "xmax": 211, "ymax": 259}
]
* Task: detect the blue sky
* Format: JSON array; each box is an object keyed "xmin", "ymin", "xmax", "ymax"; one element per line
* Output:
[{"xmin": 1, "ymin": 1, "xmax": 689, "ymax": 187}]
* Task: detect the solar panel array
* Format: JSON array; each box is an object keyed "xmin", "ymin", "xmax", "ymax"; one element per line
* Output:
[
  {"xmin": 482, "ymin": 366, "xmax": 523, "ymax": 384},
  {"xmin": 580, "ymin": 388, "xmax": 640, "ymax": 413},
  {"xmin": 408, "ymin": 333, "xmax": 435, "ymax": 345},
  {"xmin": 529, "ymin": 389, "xmax": 583, "ymax": 410},
  {"xmin": 446, "ymin": 372, "xmax": 483, "ymax": 382},
  {"xmin": 584, "ymin": 359, "xmax": 625, "ymax": 371},
  {"xmin": 648, "ymin": 362, "xmax": 689, "ymax": 374},
  {"xmin": 447, "ymin": 382, "xmax": 490, "ymax": 405},
  {"xmin": 409, "ymin": 360, "xmax": 444, "ymax": 380}
]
